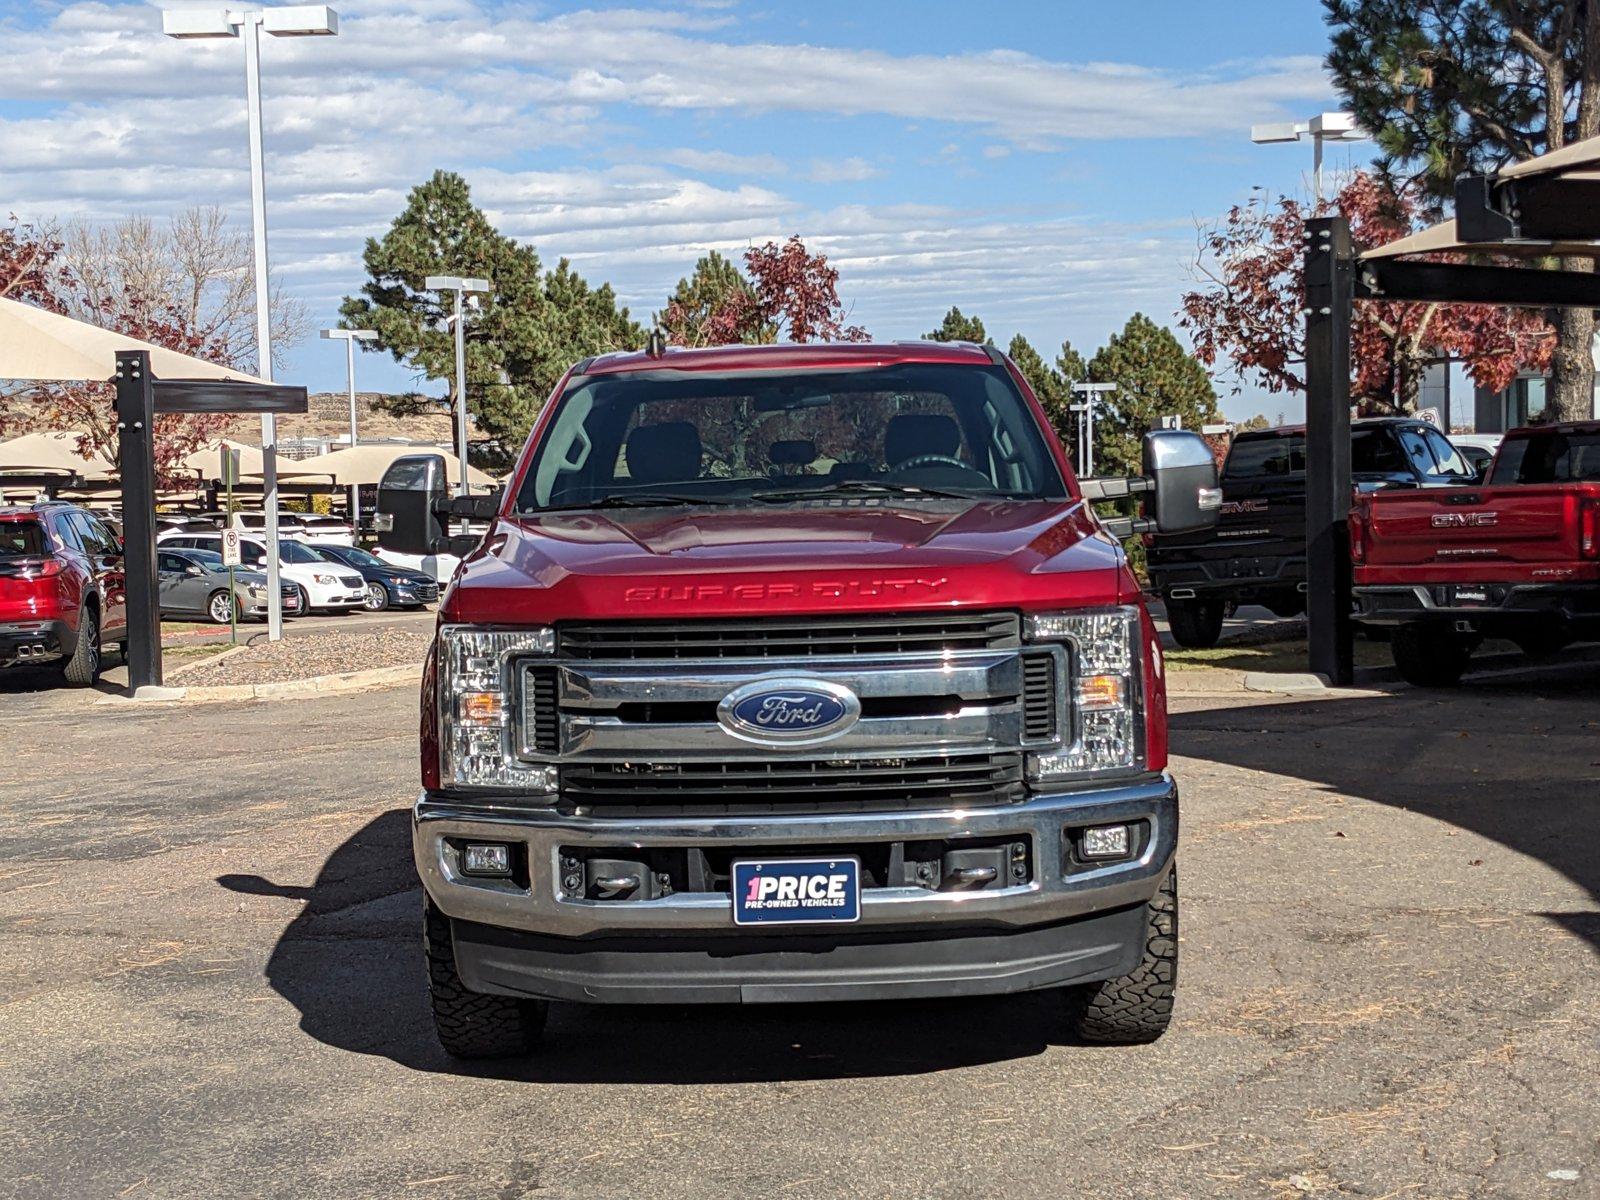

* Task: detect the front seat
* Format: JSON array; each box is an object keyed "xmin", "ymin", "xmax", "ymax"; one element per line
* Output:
[{"xmin": 625, "ymin": 421, "xmax": 703, "ymax": 485}]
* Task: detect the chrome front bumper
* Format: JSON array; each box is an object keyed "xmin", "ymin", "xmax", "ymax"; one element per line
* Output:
[{"xmin": 414, "ymin": 775, "xmax": 1177, "ymax": 938}]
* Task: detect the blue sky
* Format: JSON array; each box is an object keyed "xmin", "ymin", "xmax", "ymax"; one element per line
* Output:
[{"xmin": 0, "ymin": 0, "xmax": 1370, "ymax": 422}]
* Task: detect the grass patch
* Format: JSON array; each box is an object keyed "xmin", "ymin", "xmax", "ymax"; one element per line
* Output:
[{"xmin": 1166, "ymin": 638, "xmax": 1392, "ymax": 673}]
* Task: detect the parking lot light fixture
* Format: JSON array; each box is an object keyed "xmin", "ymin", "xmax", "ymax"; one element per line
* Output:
[
  {"xmin": 161, "ymin": 4, "xmax": 340, "ymax": 640},
  {"xmin": 320, "ymin": 327, "xmax": 378, "ymax": 530},
  {"xmin": 424, "ymin": 275, "xmax": 491, "ymax": 497},
  {"xmin": 1250, "ymin": 111, "xmax": 1366, "ymax": 205}
]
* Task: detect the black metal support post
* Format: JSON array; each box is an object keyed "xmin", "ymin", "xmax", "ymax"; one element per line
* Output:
[
  {"xmin": 1303, "ymin": 217, "xmax": 1354, "ymax": 686},
  {"xmin": 115, "ymin": 350, "xmax": 162, "ymax": 691}
]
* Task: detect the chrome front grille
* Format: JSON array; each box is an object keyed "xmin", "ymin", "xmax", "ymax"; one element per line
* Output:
[
  {"xmin": 555, "ymin": 611, "xmax": 1020, "ymax": 660},
  {"xmin": 520, "ymin": 610, "xmax": 1051, "ymax": 812}
]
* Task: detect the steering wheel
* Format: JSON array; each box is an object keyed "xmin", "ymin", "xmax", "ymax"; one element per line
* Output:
[{"xmin": 894, "ymin": 454, "xmax": 968, "ymax": 472}]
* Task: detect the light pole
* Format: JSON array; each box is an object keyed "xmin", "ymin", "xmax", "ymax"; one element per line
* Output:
[
  {"xmin": 1068, "ymin": 382, "xmax": 1117, "ymax": 478},
  {"xmin": 424, "ymin": 275, "xmax": 490, "ymax": 496},
  {"xmin": 1250, "ymin": 111, "xmax": 1366, "ymax": 206},
  {"xmin": 320, "ymin": 327, "xmax": 377, "ymax": 531},
  {"xmin": 163, "ymin": 4, "xmax": 338, "ymax": 640}
]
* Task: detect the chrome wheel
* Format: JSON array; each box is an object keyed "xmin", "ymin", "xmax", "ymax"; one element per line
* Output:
[
  {"xmin": 365, "ymin": 581, "xmax": 390, "ymax": 611},
  {"xmin": 208, "ymin": 590, "xmax": 235, "ymax": 624}
]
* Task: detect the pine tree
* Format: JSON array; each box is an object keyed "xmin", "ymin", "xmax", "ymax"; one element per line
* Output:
[
  {"xmin": 925, "ymin": 307, "xmax": 990, "ymax": 344},
  {"xmin": 341, "ymin": 170, "xmax": 641, "ymax": 464},
  {"xmin": 658, "ymin": 251, "xmax": 762, "ymax": 347},
  {"xmin": 1087, "ymin": 314, "xmax": 1221, "ymax": 477}
]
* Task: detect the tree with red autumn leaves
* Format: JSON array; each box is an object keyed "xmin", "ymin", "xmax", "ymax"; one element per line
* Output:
[
  {"xmin": 1180, "ymin": 171, "xmax": 1554, "ymax": 415},
  {"xmin": 659, "ymin": 237, "xmax": 867, "ymax": 348},
  {"xmin": 0, "ymin": 211, "xmax": 290, "ymax": 481}
]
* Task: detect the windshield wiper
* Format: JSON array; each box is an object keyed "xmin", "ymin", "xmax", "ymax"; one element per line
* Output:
[
  {"xmin": 751, "ymin": 479, "xmax": 1002, "ymax": 502},
  {"xmin": 529, "ymin": 493, "xmax": 747, "ymax": 513}
]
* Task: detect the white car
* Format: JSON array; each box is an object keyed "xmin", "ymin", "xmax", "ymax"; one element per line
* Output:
[
  {"xmin": 215, "ymin": 510, "xmax": 308, "ymax": 540},
  {"xmin": 156, "ymin": 531, "xmax": 367, "ymax": 612},
  {"xmin": 1448, "ymin": 432, "xmax": 1503, "ymax": 480},
  {"xmin": 296, "ymin": 515, "xmax": 355, "ymax": 546}
]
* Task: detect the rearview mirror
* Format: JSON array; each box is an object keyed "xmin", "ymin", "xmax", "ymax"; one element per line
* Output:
[{"xmin": 1142, "ymin": 430, "xmax": 1222, "ymax": 535}]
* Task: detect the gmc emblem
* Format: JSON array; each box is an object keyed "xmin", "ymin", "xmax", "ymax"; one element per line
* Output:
[
  {"xmin": 1431, "ymin": 512, "xmax": 1498, "ymax": 528},
  {"xmin": 1220, "ymin": 499, "xmax": 1268, "ymax": 516}
]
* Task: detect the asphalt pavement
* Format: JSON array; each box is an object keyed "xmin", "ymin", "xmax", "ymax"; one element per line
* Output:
[{"xmin": 0, "ymin": 660, "xmax": 1596, "ymax": 1199}]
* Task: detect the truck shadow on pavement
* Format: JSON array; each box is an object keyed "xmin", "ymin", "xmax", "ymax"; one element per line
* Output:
[
  {"xmin": 220, "ymin": 809, "xmax": 1080, "ymax": 1083},
  {"xmin": 1168, "ymin": 663, "xmax": 1600, "ymax": 957}
]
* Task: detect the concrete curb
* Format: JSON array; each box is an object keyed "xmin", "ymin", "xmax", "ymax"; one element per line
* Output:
[{"xmin": 98, "ymin": 662, "xmax": 422, "ymax": 706}]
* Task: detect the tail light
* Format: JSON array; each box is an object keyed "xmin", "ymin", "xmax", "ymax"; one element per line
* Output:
[
  {"xmin": 0, "ymin": 556, "xmax": 64, "ymax": 579},
  {"xmin": 1581, "ymin": 497, "xmax": 1599, "ymax": 560},
  {"xmin": 1349, "ymin": 502, "xmax": 1367, "ymax": 565}
]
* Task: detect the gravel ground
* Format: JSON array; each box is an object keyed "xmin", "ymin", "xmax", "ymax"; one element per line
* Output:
[{"xmin": 172, "ymin": 627, "xmax": 433, "ymax": 687}]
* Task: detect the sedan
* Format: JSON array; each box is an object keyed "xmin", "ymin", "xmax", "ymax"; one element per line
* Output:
[
  {"xmin": 157, "ymin": 547, "xmax": 303, "ymax": 623},
  {"xmin": 312, "ymin": 544, "xmax": 439, "ymax": 610}
]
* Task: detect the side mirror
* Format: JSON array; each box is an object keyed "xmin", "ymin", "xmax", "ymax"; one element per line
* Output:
[
  {"xmin": 1142, "ymin": 430, "xmax": 1222, "ymax": 535},
  {"xmin": 375, "ymin": 454, "xmax": 449, "ymax": 555},
  {"xmin": 186, "ymin": 564, "xmax": 204, "ymax": 577}
]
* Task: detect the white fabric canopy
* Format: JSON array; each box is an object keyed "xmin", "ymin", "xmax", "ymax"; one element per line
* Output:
[
  {"xmin": 179, "ymin": 438, "xmax": 265, "ymax": 477},
  {"xmin": 251, "ymin": 442, "xmax": 494, "ymax": 488},
  {"xmin": 0, "ymin": 430, "xmax": 115, "ymax": 480},
  {"xmin": 0, "ymin": 296, "xmax": 264, "ymax": 383}
]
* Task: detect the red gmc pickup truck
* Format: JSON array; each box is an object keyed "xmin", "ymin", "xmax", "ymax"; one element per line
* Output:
[
  {"xmin": 1353, "ymin": 420, "xmax": 1600, "ymax": 686},
  {"xmin": 375, "ymin": 340, "xmax": 1221, "ymax": 1058}
]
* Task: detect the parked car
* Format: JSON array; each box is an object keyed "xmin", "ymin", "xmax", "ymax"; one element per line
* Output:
[
  {"xmin": 1447, "ymin": 432, "xmax": 1503, "ymax": 482},
  {"xmin": 296, "ymin": 514, "xmax": 356, "ymax": 546},
  {"xmin": 1353, "ymin": 419, "xmax": 1600, "ymax": 685},
  {"xmin": 212, "ymin": 510, "xmax": 308, "ymax": 540},
  {"xmin": 156, "ymin": 546, "xmax": 302, "ymax": 623},
  {"xmin": 1148, "ymin": 417, "xmax": 1477, "ymax": 647},
  {"xmin": 310, "ymin": 543, "xmax": 438, "ymax": 610},
  {"xmin": 373, "ymin": 339, "xmax": 1223, "ymax": 1058},
  {"xmin": 157, "ymin": 531, "xmax": 366, "ymax": 613},
  {"xmin": 155, "ymin": 514, "xmax": 220, "ymax": 539},
  {"xmin": 0, "ymin": 501, "xmax": 126, "ymax": 684}
]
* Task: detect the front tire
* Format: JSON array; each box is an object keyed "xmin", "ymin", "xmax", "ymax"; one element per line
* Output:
[
  {"xmin": 425, "ymin": 901, "xmax": 547, "ymax": 1059},
  {"xmin": 1391, "ymin": 623, "xmax": 1473, "ymax": 688},
  {"xmin": 207, "ymin": 589, "xmax": 237, "ymax": 625},
  {"xmin": 59, "ymin": 605, "xmax": 101, "ymax": 686},
  {"xmin": 364, "ymin": 581, "xmax": 390, "ymax": 611},
  {"xmin": 295, "ymin": 585, "xmax": 312, "ymax": 616},
  {"xmin": 1063, "ymin": 867, "xmax": 1178, "ymax": 1044},
  {"xmin": 1165, "ymin": 598, "xmax": 1225, "ymax": 649}
]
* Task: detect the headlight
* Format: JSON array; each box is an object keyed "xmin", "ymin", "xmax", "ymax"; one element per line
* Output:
[
  {"xmin": 312, "ymin": 572, "xmax": 336, "ymax": 584},
  {"xmin": 438, "ymin": 625, "xmax": 557, "ymax": 792},
  {"xmin": 1024, "ymin": 607, "xmax": 1143, "ymax": 782}
]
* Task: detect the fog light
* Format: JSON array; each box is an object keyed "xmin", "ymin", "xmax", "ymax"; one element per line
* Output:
[
  {"xmin": 462, "ymin": 842, "xmax": 512, "ymax": 877},
  {"xmin": 1081, "ymin": 824, "xmax": 1131, "ymax": 860}
]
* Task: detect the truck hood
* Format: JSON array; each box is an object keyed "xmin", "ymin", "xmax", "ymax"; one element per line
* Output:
[{"xmin": 443, "ymin": 498, "xmax": 1131, "ymax": 623}]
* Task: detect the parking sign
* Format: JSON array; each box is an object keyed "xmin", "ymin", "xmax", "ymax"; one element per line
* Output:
[{"xmin": 221, "ymin": 528, "xmax": 242, "ymax": 567}]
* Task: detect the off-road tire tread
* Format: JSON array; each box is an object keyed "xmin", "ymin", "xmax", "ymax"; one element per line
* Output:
[
  {"xmin": 424, "ymin": 901, "xmax": 546, "ymax": 1059},
  {"xmin": 1065, "ymin": 868, "xmax": 1177, "ymax": 1044},
  {"xmin": 1166, "ymin": 599, "xmax": 1224, "ymax": 649},
  {"xmin": 1391, "ymin": 623, "xmax": 1470, "ymax": 688}
]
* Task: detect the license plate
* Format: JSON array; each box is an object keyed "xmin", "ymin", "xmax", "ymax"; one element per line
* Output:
[
  {"xmin": 1451, "ymin": 587, "xmax": 1491, "ymax": 606},
  {"xmin": 732, "ymin": 857, "xmax": 860, "ymax": 926}
]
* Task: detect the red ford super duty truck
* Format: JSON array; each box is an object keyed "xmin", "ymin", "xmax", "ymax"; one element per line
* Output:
[
  {"xmin": 1353, "ymin": 420, "xmax": 1600, "ymax": 686},
  {"xmin": 374, "ymin": 340, "xmax": 1221, "ymax": 1058}
]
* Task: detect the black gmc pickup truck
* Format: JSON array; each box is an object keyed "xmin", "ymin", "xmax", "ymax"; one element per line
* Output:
[{"xmin": 1148, "ymin": 417, "xmax": 1475, "ymax": 647}]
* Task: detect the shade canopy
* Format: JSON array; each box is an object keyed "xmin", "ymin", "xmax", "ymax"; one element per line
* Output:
[
  {"xmin": 0, "ymin": 430, "xmax": 115, "ymax": 480},
  {"xmin": 1361, "ymin": 133, "xmax": 1600, "ymax": 262},
  {"xmin": 250, "ymin": 442, "xmax": 494, "ymax": 488},
  {"xmin": 179, "ymin": 438, "xmax": 265, "ymax": 478},
  {"xmin": 0, "ymin": 296, "xmax": 265, "ymax": 383}
]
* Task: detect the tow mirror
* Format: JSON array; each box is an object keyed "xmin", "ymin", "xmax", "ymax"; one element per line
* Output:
[
  {"xmin": 1079, "ymin": 430, "xmax": 1221, "ymax": 538},
  {"xmin": 1142, "ymin": 430, "xmax": 1222, "ymax": 535},
  {"xmin": 375, "ymin": 454, "xmax": 448, "ymax": 555}
]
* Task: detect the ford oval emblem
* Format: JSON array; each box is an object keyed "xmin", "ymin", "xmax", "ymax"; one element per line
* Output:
[{"xmin": 717, "ymin": 678, "xmax": 861, "ymax": 747}]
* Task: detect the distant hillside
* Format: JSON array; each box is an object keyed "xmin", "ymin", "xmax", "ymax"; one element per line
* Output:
[{"xmin": 218, "ymin": 392, "xmax": 454, "ymax": 446}]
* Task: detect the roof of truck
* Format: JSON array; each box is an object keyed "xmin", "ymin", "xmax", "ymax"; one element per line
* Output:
[
  {"xmin": 574, "ymin": 340, "xmax": 999, "ymax": 377},
  {"xmin": 1234, "ymin": 416, "xmax": 1441, "ymax": 440}
]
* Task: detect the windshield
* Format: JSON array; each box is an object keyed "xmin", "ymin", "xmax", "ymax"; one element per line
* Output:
[
  {"xmin": 0, "ymin": 520, "xmax": 46, "ymax": 558},
  {"xmin": 277, "ymin": 540, "xmax": 326, "ymax": 564},
  {"xmin": 1491, "ymin": 429, "xmax": 1600, "ymax": 483},
  {"xmin": 319, "ymin": 545, "xmax": 383, "ymax": 568},
  {"xmin": 514, "ymin": 362, "xmax": 1067, "ymax": 513},
  {"xmin": 186, "ymin": 548, "xmax": 225, "ymax": 568}
]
